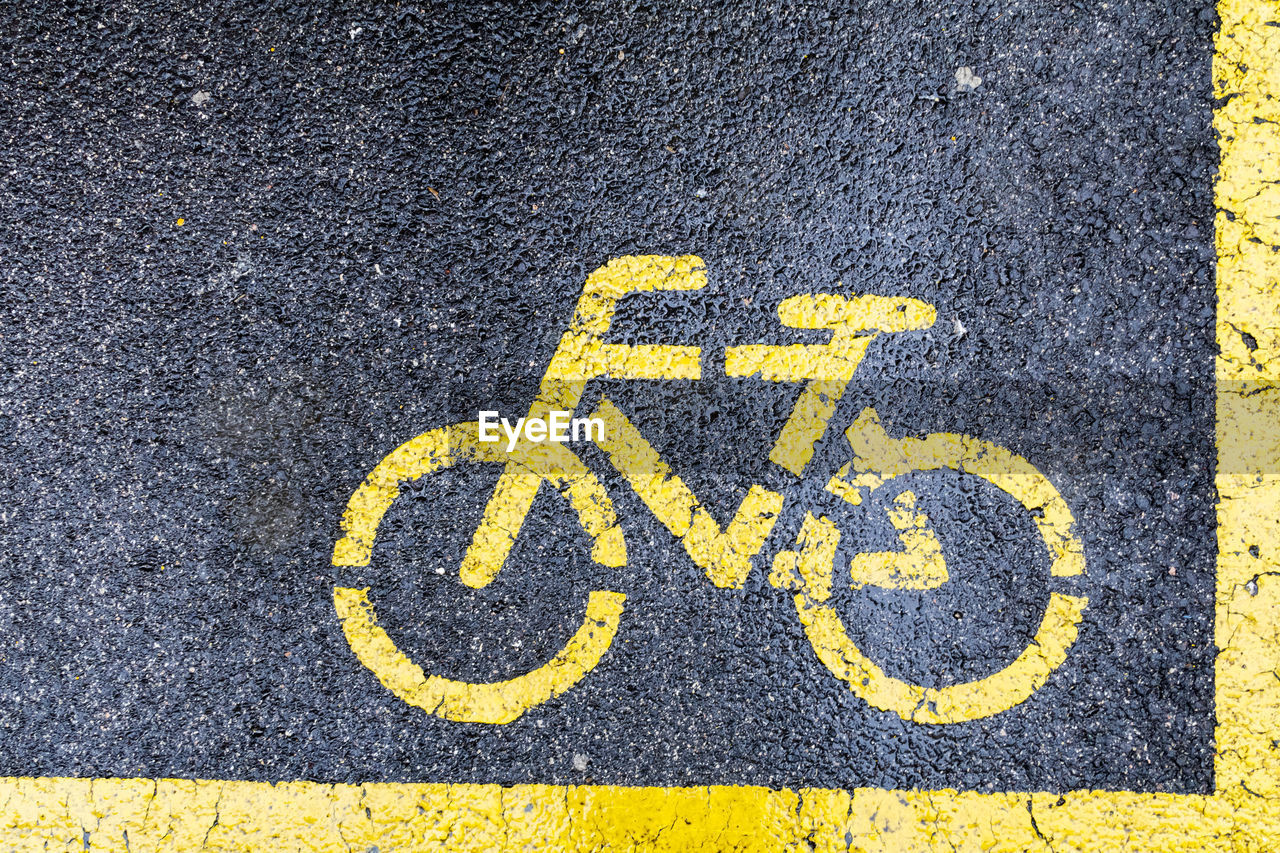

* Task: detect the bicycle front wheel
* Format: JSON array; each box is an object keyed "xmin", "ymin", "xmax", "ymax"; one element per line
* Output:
[{"xmin": 778, "ymin": 407, "xmax": 1088, "ymax": 725}]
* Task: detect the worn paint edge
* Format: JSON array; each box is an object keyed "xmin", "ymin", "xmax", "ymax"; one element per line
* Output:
[
  {"xmin": 0, "ymin": 777, "xmax": 1269, "ymax": 851},
  {"xmin": 2, "ymin": 0, "xmax": 1279, "ymax": 849}
]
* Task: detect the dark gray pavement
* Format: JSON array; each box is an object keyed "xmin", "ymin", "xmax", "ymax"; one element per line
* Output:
[{"xmin": 0, "ymin": 1, "xmax": 1217, "ymax": 793}]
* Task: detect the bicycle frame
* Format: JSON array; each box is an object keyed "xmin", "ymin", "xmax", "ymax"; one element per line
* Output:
[{"xmin": 459, "ymin": 254, "xmax": 936, "ymax": 592}]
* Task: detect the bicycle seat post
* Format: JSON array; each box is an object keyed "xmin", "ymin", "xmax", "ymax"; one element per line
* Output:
[{"xmin": 460, "ymin": 255, "xmax": 709, "ymax": 589}]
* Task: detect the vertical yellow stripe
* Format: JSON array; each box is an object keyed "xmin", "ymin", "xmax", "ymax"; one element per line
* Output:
[{"xmin": 1214, "ymin": 0, "xmax": 1280, "ymax": 801}]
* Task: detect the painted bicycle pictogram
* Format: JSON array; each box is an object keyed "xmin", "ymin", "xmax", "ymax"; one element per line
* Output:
[{"xmin": 332, "ymin": 255, "xmax": 1087, "ymax": 725}]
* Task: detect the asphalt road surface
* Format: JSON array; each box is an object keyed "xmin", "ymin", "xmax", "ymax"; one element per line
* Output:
[{"xmin": 0, "ymin": 0, "xmax": 1217, "ymax": 796}]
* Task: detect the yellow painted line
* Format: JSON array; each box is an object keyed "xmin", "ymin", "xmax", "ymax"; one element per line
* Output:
[
  {"xmin": 2, "ymin": 0, "xmax": 1278, "ymax": 847},
  {"xmin": 0, "ymin": 777, "xmax": 1272, "ymax": 850},
  {"xmin": 592, "ymin": 396, "xmax": 785, "ymax": 589},
  {"xmin": 334, "ymin": 586, "xmax": 625, "ymax": 725},
  {"xmin": 846, "ymin": 490, "xmax": 950, "ymax": 591},
  {"xmin": 724, "ymin": 292, "xmax": 936, "ymax": 476},
  {"xmin": 1214, "ymin": 0, "xmax": 1280, "ymax": 815}
]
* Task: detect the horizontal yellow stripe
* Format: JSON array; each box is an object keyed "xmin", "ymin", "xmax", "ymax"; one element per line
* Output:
[{"xmin": 1, "ymin": 776, "xmax": 1275, "ymax": 851}]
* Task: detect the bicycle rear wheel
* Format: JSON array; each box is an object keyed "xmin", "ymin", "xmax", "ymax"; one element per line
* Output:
[{"xmin": 331, "ymin": 421, "xmax": 627, "ymax": 724}]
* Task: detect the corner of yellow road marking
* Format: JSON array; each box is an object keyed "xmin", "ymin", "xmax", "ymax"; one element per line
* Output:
[{"xmin": 5, "ymin": 1, "xmax": 1280, "ymax": 848}]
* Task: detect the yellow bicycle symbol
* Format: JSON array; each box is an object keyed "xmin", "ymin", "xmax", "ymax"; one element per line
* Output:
[{"xmin": 331, "ymin": 255, "xmax": 1087, "ymax": 725}]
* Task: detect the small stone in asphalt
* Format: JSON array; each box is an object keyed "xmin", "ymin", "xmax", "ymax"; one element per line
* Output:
[{"xmin": 955, "ymin": 66, "xmax": 982, "ymax": 90}]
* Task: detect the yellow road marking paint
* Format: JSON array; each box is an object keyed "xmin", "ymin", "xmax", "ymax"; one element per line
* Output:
[
  {"xmin": 0, "ymin": 777, "xmax": 1274, "ymax": 850},
  {"xmin": 592, "ymin": 397, "xmax": 784, "ymax": 588},
  {"xmin": 766, "ymin": 378, "xmax": 851, "ymax": 476},
  {"xmin": 463, "ymin": 254, "xmax": 706, "ymax": 587},
  {"xmin": 1215, "ymin": 0, "xmax": 1280, "ymax": 805},
  {"xmin": 331, "ymin": 421, "xmax": 627, "ymax": 724},
  {"xmin": 330, "ymin": 255, "xmax": 711, "ymax": 724},
  {"xmin": 542, "ymin": 254, "xmax": 706, "ymax": 387},
  {"xmin": 334, "ymin": 586, "xmax": 625, "ymax": 724},
  {"xmin": 846, "ymin": 490, "xmax": 950, "ymax": 590},
  {"xmin": 798, "ymin": 588, "xmax": 1088, "ymax": 725},
  {"xmin": 339, "ymin": 260, "xmax": 1058, "ymax": 725},
  {"xmin": 788, "ymin": 513, "xmax": 840, "ymax": 603},
  {"xmin": 3, "ymin": 3, "xmax": 1278, "ymax": 846},
  {"xmin": 457, "ymin": 460, "xmax": 546, "ymax": 587},
  {"xmin": 831, "ymin": 407, "xmax": 1086, "ymax": 579},
  {"xmin": 725, "ymin": 292, "xmax": 936, "ymax": 475},
  {"xmin": 770, "ymin": 507, "xmax": 1085, "ymax": 724},
  {"xmin": 333, "ymin": 423, "xmax": 625, "ymax": 575},
  {"xmin": 723, "ymin": 293, "xmax": 936, "ymax": 383},
  {"xmin": 787, "ymin": 405, "xmax": 1090, "ymax": 722}
]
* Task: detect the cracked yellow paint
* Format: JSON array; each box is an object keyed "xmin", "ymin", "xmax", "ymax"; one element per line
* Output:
[
  {"xmin": 830, "ymin": 407, "xmax": 1086, "ymax": 581},
  {"xmin": 592, "ymin": 396, "xmax": 785, "ymax": 589},
  {"xmin": 0, "ymin": 777, "xmax": 1275, "ymax": 850},
  {"xmin": 3, "ymin": 0, "xmax": 1279, "ymax": 847},
  {"xmin": 1214, "ymin": 0, "xmax": 1280, "ymax": 818},
  {"xmin": 846, "ymin": 490, "xmax": 950, "ymax": 590}
]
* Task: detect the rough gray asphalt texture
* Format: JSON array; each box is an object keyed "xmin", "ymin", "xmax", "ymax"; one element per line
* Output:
[{"xmin": 0, "ymin": 1, "xmax": 1217, "ymax": 792}]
